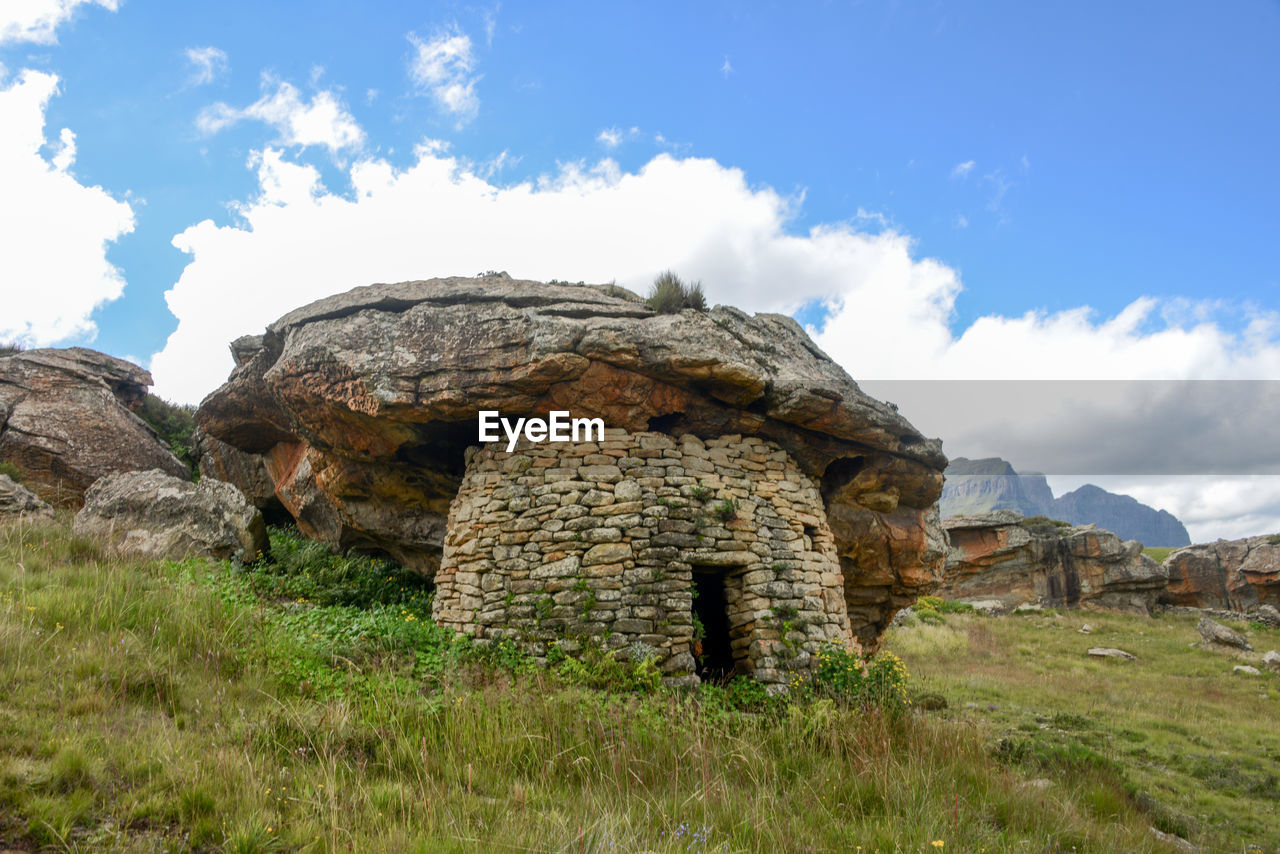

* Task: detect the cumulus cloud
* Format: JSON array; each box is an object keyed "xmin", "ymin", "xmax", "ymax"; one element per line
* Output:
[
  {"xmin": 0, "ymin": 0, "xmax": 116, "ymax": 44},
  {"xmin": 950, "ymin": 159, "xmax": 975, "ymax": 178},
  {"xmin": 0, "ymin": 69, "xmax": 134, "ymax": 345},
  {"xmin": 596, "ymin": 127, "xmax": 621, "ymax": 148},
  {"xmin": 408, "ymin": 28, "xmax": 480, "ymax": 124},
  {"xmin": 185, "ymin": 46, "xmax": 228, "ymax": 86},
  {"xmin": 197, "ymin": 76, "xmax": 365, "ymax": 154}
]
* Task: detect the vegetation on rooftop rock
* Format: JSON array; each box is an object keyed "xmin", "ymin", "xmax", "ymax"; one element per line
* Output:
[{"xmin": 646, "ymin": 270, "xmax": 707, "ymax": 313}]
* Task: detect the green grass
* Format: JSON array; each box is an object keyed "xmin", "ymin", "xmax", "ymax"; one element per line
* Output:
[
  {"xmin": 885, "ymin": 608, "xmax": 1280, "ymax": 851},
  {"xmin": 1141, "ymin": 547, "xmax": 1175, "ymax": 563},
  {"xmin": 0, "ymin": 516, "xmax": 1177, "ymax": 852}
]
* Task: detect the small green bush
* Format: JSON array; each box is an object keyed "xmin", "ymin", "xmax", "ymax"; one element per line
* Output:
[
  {"xmin": 0, "ymin": 461, "xmax": 24, "ymax": 483},
  {"xmin": 806, "ymin": 646, "xmax": 910, "ymax": 714},
  {"xmin": 137, "ymin": 394, "xmax": 199, "ymax": 476},
  {"xmin": 712, "ymin": 498, "xmax": 738, "ymax": 523},
  {"xmin": 552, "ymin": 640, "xmax": 661, "ymax": 694},
  {"xmin": 646, "ymin": 271, "xmax": 707, "ymax": 313}
]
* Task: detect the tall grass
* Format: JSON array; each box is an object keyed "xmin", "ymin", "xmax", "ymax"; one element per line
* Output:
[{"xmin": 0, "ymin": 517, "xmax": 1169, "ymax": 852}]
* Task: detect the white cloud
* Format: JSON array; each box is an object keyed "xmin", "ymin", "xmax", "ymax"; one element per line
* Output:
[
  {"xmin": 950, "ymin": 160, "xmax": 975, "ymax": 179},
  {"xmin": 408, "ymin": 28, "xmax": 480, "ymax": 124},
  {"xmin": 596, "ymin": 127, "xmax": 621, "ymax": 148},
  {"xmin": 0, "ymin": 0, "xmax": 116, "ymax": 44},
  {"xmin": 721, "ymin": 56, "xmax": 733, "ymax": 78},
  {"xmin": 185, "ymin": 46, "xmax": 228, "ymax": 86},
  {"xmin": 149, "ymin": 146, "xmax": 1280, "ymax": 539},
  {"xmin": 954, "ymin": 213, "xmax": 968, "ymax": 228},
  {"xmin": 0, "ymin": 69, "xmax": 134, "ymax": 345},
  {"xmin": 197, "ymin": 76, "xmax": 365, "ymax": 155}
]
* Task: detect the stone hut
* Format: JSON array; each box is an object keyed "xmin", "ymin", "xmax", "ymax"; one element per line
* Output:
[{"xmin": 196, "ymin": 275, "xmax": 949, "ymax": 686}]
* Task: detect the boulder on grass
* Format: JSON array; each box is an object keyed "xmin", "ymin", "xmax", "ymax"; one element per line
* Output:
[
  {"xmin": 73, "ymin": 469, "xmax": 267, "ymax": 562},
  {"xmin": 0, "ymin": 474, "xmax": 53, "ymax": 519},
  {"xmin": 1088, "ymin": 647, "xmax": 1137, "ymax": 661},
  {"xmin": 1197, "ymin": 617, "xmax": 1252, "ymax": 652}
]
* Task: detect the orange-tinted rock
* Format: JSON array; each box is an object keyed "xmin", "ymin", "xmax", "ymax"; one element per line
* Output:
[
  {"xmin": 1163, "ymin": 537, "xmax": 1280, "ymax": 609},
  {"xmin": 938, "ymin": 511, "xmax": 1167, "ymax": 614},
  {"xmin": 197, "ymin": 275, "xmax": 948, "ymax": 647}
]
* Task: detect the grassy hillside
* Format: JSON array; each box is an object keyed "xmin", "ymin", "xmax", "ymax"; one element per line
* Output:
[
  {"xmin": 885, "ymin": 608, "xmax": 1280, "ymax": 851},
  {"xmin": 0, "ymin": 517, "xmax": 1198, "ymax": 852}
]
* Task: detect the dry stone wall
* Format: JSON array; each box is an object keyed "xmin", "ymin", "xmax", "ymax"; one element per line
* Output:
[{"xmin": 434, "ymin": 429, "xmax": 856, "ymax": 687}]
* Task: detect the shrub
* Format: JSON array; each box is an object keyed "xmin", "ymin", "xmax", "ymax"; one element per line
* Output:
[
  {"xmin": 553, "ymin": 640, "xmax": 661, "ymax": 694},
  {"xmin": 0, "ymin": 461, "xmax": 23, "ymax": 483},
  {"xmin": 712, "ymin": 498, "xmax": 738, "ymax": 523},
  {"xmin": 808, "ymin": 645, "xmax": 910, "ymax": 714},
  {"xmin": 1019, "ymin": 515, "xmax": 1073, "ymax": 537},
  {"xmin": 646, "ymin": 271, "xmax": 707, "ymax": 313},
  {"xmin": 137, "ymin": 394, "xmax": 199, "ymax": 476},
  {"xmin": 0, "ymin": 341, "xmax": 24, "ymax": 356}
]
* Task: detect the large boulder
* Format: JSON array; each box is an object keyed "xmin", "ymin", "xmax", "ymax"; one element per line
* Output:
[
  {"xmin": 937, "ymin": 511, "xmax": 1167, "ymax": 614},
  {"xmin": 1162, "ymin": 536, "xmax": 1280, "ymax": 610},
  {"xmin": 0, "ymin": 473, "xmax": 53, "ymax": 519},
  {"xmin": 0, "ymin": 348, "xmax": 187, "ymax": 506},
  {"xmin": 1196, "ymin": 617, "xmax": 1251, "ymax": 652},
  {"xmin": 73, "ymin": 469, "xmax": 267, "ymax": 563},
  {"xmin": 196, "ymin": 275, "xmax": 949, "ymax": 646}
]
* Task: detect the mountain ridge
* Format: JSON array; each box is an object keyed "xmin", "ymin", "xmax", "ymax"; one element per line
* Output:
[{"xmin": 940, "ymin": 457, "xmax": 1191, "ymax": 547}]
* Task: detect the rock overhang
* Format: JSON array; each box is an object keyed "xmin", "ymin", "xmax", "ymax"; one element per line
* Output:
[{"xmin": 196, "ymin": 275, "xmax": 950, "ymax": 649}]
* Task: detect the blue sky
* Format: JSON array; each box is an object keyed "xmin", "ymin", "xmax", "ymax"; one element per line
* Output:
[{"xmin": 2, "ymin": 0, "xmax": 1279, "ymax": 538}]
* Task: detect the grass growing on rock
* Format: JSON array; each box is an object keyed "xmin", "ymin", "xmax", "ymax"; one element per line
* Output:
[
  {"xmin": 885, "ymin": 606, "xmax": 1280, "ymax": 851},
  {"xmin": 1, "ymin": 517, "xmax": 1173, "ymax": 852}
]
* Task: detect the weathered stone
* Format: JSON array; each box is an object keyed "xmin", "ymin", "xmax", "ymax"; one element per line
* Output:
[
  {"xmin": 1258, "ymin": 604, "xmax": 1280, "ymax": 628},
  {"xmin": 1262, "ymin": 650, "xmax": 1280, "ymax": 671},
  {"xmin": 0, "ymin": 348, "xmax": 187, "ymax": 506},
  {"xmin": 0, "ymin": 474, "xmax": 53, "ymax": 519},
  {"xmin": 937, "ymin": 511, "xmax": 1167, "ymax": 614},
  {"xmin": 1233, "ymin": 665, "xmax": 1261, "ymax": 676},
  {"xmin": 1197, "ymin": 617, "xmax": 1252, "ymax": 651},
  {"xmin": 1088, "ymin": 647, "xmax": 1137, "ymax": 661},
  {"xmin": 197, "ymin": 276, "xmax": 950, "ymax": 676},
  {"xmin": 1162, "ymin": 537, "xmax": 1280, "ymax": 610},
  {"xmin": 73, "ymin": 469, "xmax": 267, "ymax": 562}
]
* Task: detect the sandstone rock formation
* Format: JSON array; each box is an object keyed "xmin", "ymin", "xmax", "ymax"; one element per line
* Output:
[
  {"xmin": 937, "ymin": 511, "xmax": 1166, "ymax": 614},
  {"xmin": 73, "ymin": 469, "xmax": 267, "ymax": 563},
  {"xmin": 0, "ymin": 348, "xmax": 187, "ymax": 506},
  {"xmin": 1162, "ymin": 536, "xmax": 1280, "ymax": 610},
  {"xmin": 0, "ymin": 474, "xmax": 53, "ymax": 519},
  {"xmin": 197, "ymin": 275, "xmax": 948, "ymax": 671}
]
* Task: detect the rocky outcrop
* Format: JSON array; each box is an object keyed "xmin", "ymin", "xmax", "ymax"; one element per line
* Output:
[
  {"xmin": 192, "ymin": 427, "xmax": 289, "ymax": 524},
  {"xmin": 72, "ymin": 469, "xmax": 267, "ymax": 563},
  {"xmin": 1162, "ymin": 536, "xmax": 1280, "ymax": 610},
  {"xmin": 937, "ymin": 511, "xmax": 1167, "ymax": 614},
  {"xmin": 0, "ymin": 348, "xmax": 187, "ymax": 506},
  {"xmin": 0, "ymin": 474, "xmax": 53, "ymax": 519},
  {"xmin": 197, "ymin": 275, "xmax": 948, "ymax": 650},
  {"xmin": 940, "ymin": 457, "xmax": 1190, "ymax": 547}
]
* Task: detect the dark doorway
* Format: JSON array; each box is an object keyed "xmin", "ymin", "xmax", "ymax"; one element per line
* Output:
[{"xmin": 691, "ymin": 569, "xmax": 735, "ymax": 683}]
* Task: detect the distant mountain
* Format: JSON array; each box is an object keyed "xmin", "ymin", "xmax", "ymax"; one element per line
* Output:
[
  {"xmin": 940, "ymin": 457, "xmax": 1191, "ymax": 547},
  {"xmin": 941, "ymin": 457, "xmax": 1055, "ymax": 517},
  {"xmin": 1051, "ymin": 484, "xmax": 1191, "ymax": 548}
]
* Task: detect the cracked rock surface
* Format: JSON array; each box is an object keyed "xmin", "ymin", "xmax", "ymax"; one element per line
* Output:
[{"xmin": 0, "ymin": 348, "xmax": 187, "ymax": 507}]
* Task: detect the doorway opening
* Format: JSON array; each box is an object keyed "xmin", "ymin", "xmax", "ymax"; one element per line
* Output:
[{"xmin": 691, "ymin": 568, "xmax": 736, "ymax": 684}]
